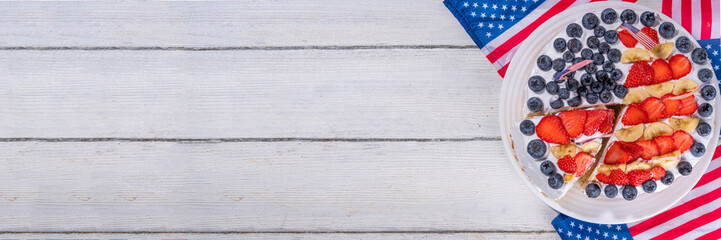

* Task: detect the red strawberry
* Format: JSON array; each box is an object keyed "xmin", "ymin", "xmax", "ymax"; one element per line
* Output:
[
  {"xmin": 628, "ymin": 170, "xmax": 653, "ymax": 186},
  {"xmin": 625, "ymin": 61, "xmax": 654, "ymax": 88},
  {"xmin": 671, "ymin": 130, "xmax": 694, "ymax": 153},
  {"xmin": 661, "ymin": 93, "xmax": 682, "ymax": 118},
  {"xmin": 596, "ymin": 173, "xmax": 612, "ymax": 184},
  {"xmin": 598, "ymin": 109, "xmax": 615, "ymax": 134},
  {"xmin": 557, "ymin": 154, "xmax": 576, "ymax": 174},
  {"xmin": 651, "ymin": 59, "xmax": 673, "ymax": 84},
  {"xmin": 559, "ymin": 109, "xmax": 587, "ymax": 138},
  {"xmin": 584, "ymin": 110, "xmax": 607, "ymax": 136},
  {"xmin": 618, "ymin": 141, "xmax": 643, "ymax": 162},
  {"xmin": 676, "ymin": 94, "xmax": 697, "ymax": 116},
  {"xmin": 653, "ymin": 136, "xmax": 676, "ymax": 155},
  {"xmin": 641, "ymin": 27, "xmax": 660, "ymax": 44},
  {"xmin": 573, "ymin": 152, "xmax": 595, "ymax": 176},
  {"xmin": 618, "ymin": 30, "xmax": 638, "ymax": 48},
  {"xmin": 669, "ymin": 54, "xmax": 692, "ymax": 79},
  {"xmin": 605, "ymin": 142, "xmax": 632, "ymax": 164},
  {"xmin": 650, "ymin": 166, "xmax": 666, "ymax": 181},
  {"xmin": 622, "ymin": 104, "xmax": 648, "ymax": 125},
  {"xmin": 641, "ymin": 97, "xmax": 666, "ymax": 122},
  {"xmin": 608, "ymin": 168, "xmax": 629, "ymax": 185},
  {"xmin": 536, "ymin": 115, "xmax": 571, "ymax": 144},
  {"xmin": 635, "ymin": 139, "xmax": 660, "ymax": 160}
]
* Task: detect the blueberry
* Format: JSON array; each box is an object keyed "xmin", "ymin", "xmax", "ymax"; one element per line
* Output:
[
  {"xmin": 586, "ymin": 92, "xmax": 599, "ymax": 104},
  {"xmin": 585, "ymin": 63, "xmax": 597, "ymax": 74},
  {"xmin": 568, "ymin": 96, "xmax": 582, "ymax": 107},
  {"xmin": 573, "ymin": 57, "xmax": 583, "ymax": 65},
  {"xmin": 692, "ymin": 48, "xmax": 708, "ymax": 64},
  {"xmin": 605, "ymin": 184, "xmax": 618, "ymax": 198},
  {"xmin": 614, "ymin": 85, "xmax": 628, "ymax": 98},
  {"xmin": 697, "ymin": 122, "xmax": 712, "ymax": 136},
  {"xmin": 540, "ymin": 160, "xmax": 555, "ymax": 176},
  {"xmin": 566, "ymin": 78, "xmax": 580, "ymax": 92},
  {"xmin": 566, "ymin": 23, "xmax": 583, "ymax": 38},
  {"xmin": 699, "ymin": 69, "xmax": 714, "ymax": 82},
  {"xmin": 595, "ymin": 70, "xmax": 610, "ymax": 82},
  {"xmin": 604, "ymin": 30, "xmax": 618, "ymax": 44},
  {"xmin": 690, "ymin": 142, "xmax": 706, "ymax": 158},
  {"xmin": 607, "ymin": 49, "xmax": 621, "ymax": 62},
  {"xmin": 527, "ymin": 97, "xmax": 543, "ymax": 112},
  {"xmin": 610, "ymin": 69, "xmax": 624, "ymax": 81},
  {"xmin": 661, "ymin": 171, "xmax": 674, "ymax": 185},
  {"xmin": 581, "ymin": 49, "xmax": 593, "ymax": 60},
  {"xmin": 676, "ymin": 36, "xmax": 692, "ymax": 53},
  {"xmin": 678, "ymin": 161, "xmax": 693, "ymax": 176},
  {"xmin": 603, "ymin": 79, "xmax": 616, "ymax": 91},
  {"xmin": 548, "ymin": 173, "xmax": 564, "ymax": 189},
  {"xmin": 552, "ymin": 58, "xmax": 566, "ymax": 72},
  {"xmin": 520, "ymin": 120, "xmax": 535, "ymax": 136},
  {"xmin": 582, "ymin": 13, "xmax": 599, "ymax": 29},
  {"xmin": 580, "ymin": 73, "xmax": 593, "ymax": 86},
  {"xmin": 659, "ymin": 22, "xmax": 675, "ymax": 39},
  {"xmin": 546, "ymin": 81, "xmax": 559, "ymax": 95},
  {"xmin": 577, "ymin": 86, "xmax": 589, "ymax": 97},
  {"xmin": 600, "ymin": 89, "xmax": 613, "ymax": 103},
  {"xmin": 587, "ymin": 36, "xmax": 600, "ymax": 49},
  {"xmin": 642, "ymin": 179, "xmax": 657, "ymax": 193},
  {"xmin": 553, "ymin": 38, "xmax": 567, "ymax": 52},
  {"xmin": 698, "ymin": 102, "xmax": 713, "ymax": 117},
  {"xmin": 602, "ymin": 61, "xmax": 615, "ymax": 71},
  {"xmin": 550, "ymin": 98, "xmax": 565, "ymax": 109},
  {"xmin": 585, "ymin": 183, "xmax": 601, "ymax": 198},
  {"xmin": 567, "ymin": 38, "xmax": 582, "ymax": 53},
  {"xmin": 640, "ymin": 11, "xmax": 656, "ymax": 27},
  {"xmin": 528, "ymin": 76, "xmax": 546, "ymax": 93},
  {"xmin": 622, "ymin": 184, "xmax": 637, "ymax": 201},
  {"xmin": 527, "ymin": 139, "xmax": 547, "ymax": 159},
  {"xmin": 598, "ymin": 42, "xmax": 610, "ymax": 54},
  {"xmin": 620, "ymin": 9, "xmax": 637, "ymax": 24},
  {"xmin": 701, "ymin": 85, "xmax": 716, "ymax": 100},
  {"xmin": 558, "ymin": 88, "xmax": 570, "ymax": 100},
  {"xmin": 553, "ymin": 71, "xmax": 574, "ymax": 83},
  {"xmin": 601, "ymin": 8, "xmax": 617, "ymax": 24},
  {"xmin": 563, "ymin": 51, "xmax": 575, "ymax": 63},
  {"xmin": 591, "ymin": 81, "xmax": 603, "ymax": 93},
  {"xmin": 592, "ymin": 53, "xmax": 605, "ymax": 65},
  {"xmin": 594, "ymin": 25, "xmax": 606, "ymax": 37}
]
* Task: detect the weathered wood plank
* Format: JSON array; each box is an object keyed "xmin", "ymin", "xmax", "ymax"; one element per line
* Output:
[{"xmin": 0, "ymin": 232, "xmax": 560, "ymax": 240}]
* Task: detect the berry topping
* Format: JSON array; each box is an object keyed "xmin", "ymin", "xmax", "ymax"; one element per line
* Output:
[
  {"xmin": 697, "ymin": 122, "xmax": 712, "ymax": 136},
  {"xmin": 537, "ymin": 115, "xmax": 570, "ymax": 144},
  {"xmin": 537, "ymin": 55, "xmax": 553, "ymax": 71},
  {"xmin": 614, "ymin": 85, "xmax": 628, "ymax": 98},
  {"xmin": 640, "ymin": 11, "xmax": 656, "ymax": 27},
  {"xmin": 661, "ymin": 171, "xmax": 674, "ymax": 185},
  {"xmin": 641, "ymin": 97, "xmax": 665, "ymax": 122},
  {"xmin": 605, "ymin": 142, "xmax": 632, "ymax": 164},
  {"xmin": 651, "ymin": 59, "xmax": 672, "ymax": 84},
  {"xmin": 690, "ymin": 141, "xmax": 706, "ymax": 157},
  {"xmin": 557, "ymin": 154, "xmax": 576, "ymax": 174},
  {"xmin": 622, "ymin": 184, "xmax": 637, "ymax": 201},
  {"xmin": 650, "ymin": 166, "xmax": 666, "ymax": 181},
  {"xmin": 620, "ymin": 9, "xmax": 637, "ymax": 24},
  {"xmin": 661, "ymin": 94, "xmax": 682, "ymax": 119},
  {"xmin": 527, "ymin": 139, "xmax": 547, "ymax": 159},
  {"xmin": 552, "ymin": 58, "xmax": 566, "ymax": 72},
  {"xmin": 527, "ymin": 97, "xmax": 543, "ymax": 112},
  {"xmin": 642, "ymin": 179, "xmax": 657, "ymax": 193},
  {"xmin": 563, "ymin": 51, "xmax": 575, "ymax": 62},
  {"xmin": 548, "ymin": 173, "xmax": 564, "ymax": 189},
  {"xmin": 676, "ymin": 36, "xmax": 692, "ymax": 53},
  {"xmin": 622, "ymin": 104, "xmax": 648, "ymax": 125},
  {"xmin": 601, "ymin": 8, "xmax": 617, "ymax": 24},
  {"xmin": 635, "ymin": 139, "xmax": 660, "ymax": 160},
  {"xmin": 584, "ymin": 109, "xmax": 607, "ymax": 136},
  {"xmin": 698, "ymin": 103, "xmax": 713, "ymax": 117},
  {"xmin": 659, "ymin": 22, "xmax": 675, "ymax": 39},
  {"xmin": 540, "ymin": 160, "xmax": 556, "ymax": 176},
  {"xmin": 567, "ymin": 38, "xmax": 582, "ymax": 53},
  {"xmin": 528, "ymin": 76, "xmax": 546, "ymax": 93},
  {"xmin": 603, "ymin": 61, "xmax": 615, "ymax": 71},
  {"xmin": 580, "ymin": 73, "xmax": 593, "ymax": 86},
  {"xmin": 610, "ymin": 68, "xmax": 624, "ymax": 81},
  {"xmin": 592, "ymin": 53, "xmax": 605, "ymax": 65},
  {"xmin": 701, "ymin": 85, "xmax": 716, "ymax": 101},
  {"xmin": 607, "ymin": 49, "xmax": 622, "ymax": 63},
  {"xmin": 677, "ymin": 161, "xmax": 693, "ymax": 176},
  {"xmin": 559, "ymin": 109, "xmax": 587, "ymax": 138},
  {"xmin": 698, "ymin": 69, "xmax": 714, "ymax": 82},
  {"xmin": 558, "ymin": 88, "xmax": 570, "ymax": 99},
  {"xmin": 582, "ymin": 13, "xmax": 599, "ymax": 29},
  {"xmin": 653, "ymin": 136, "xmax": 676, "ymax": 155},
  {"xmin": 603, "ymin": 79, "xmax": 616, "ymax": 91},
  {"xmin": 628, "ymin": 170, "xmax": 652, "ymax": 186},
  {"xmin": 691, "ymin": 48, "xmax": 708, "ymax": 64},
  {"xmin": 568, "ymin": 96, "xmax": 582, "ymax": 107},
  {"xmin": 590, "ymin": 81, "xmax": 603, "ymax": 93},
  {"xmin": 668, "ymin": 54, "xmax": 691, "ymax": 79},
  {"xmin": 573, "ymin": 152, "xmax": 595, "ymax": 176},
  {"xmin": 618, "ymin": 30, "xmax": 637, "ymax": 48},
  {"xmin": 586, "ymin": 183, "xmax": 601, "ymax": 198},
  {"xmin": 625, "ymin": 61, "xmax": 654, "ymax": 88},
  {"xmin": 604, "ymin": 30, "xmax": 618, "ymax": 44},
  {"xmin": 553, "ymin": 38, "xmax": 567, "ymax": 52},
  {"xmin": 594, "ymin": 25, "xmax": 606, "ymax": 37},
  {"xmin": 605, "ymin": 184, "xmax": 618, "ymax": 198},
  {"xmin": 581, "ymin": 48, "xmax": 593, "ymax": 60},
  {"xmin": 519, "ymin": 120, "xmax": 535, "ymax": 136},
  {"xmin": 566, "ymin": 23, "xmax": 583, "ymax": 38},
  {"xmin": 587, "ymin": 36, "xmax": 600, "ymax": 49},
  {"xmin": 550, "ymin": 98, "xmax": 564, "ymax": 109},
  {"xmin": 596, "ymin": 70, "xmax": 610, "ymax": 82},
  {"xmin": 640, "ymin": 27, "xmax": 660, "ymax": 44},
  {"xmin": 546, "ymin": 82, "xmax": 559, "ymax": 95},
  {"xmin": 586, "ymin": 92, "xmax": 599, "ymax": 104},
  {"xmin": 599, "ymin": 109, "xmax": 615, "ymax": 134},
  {"xmin": 671, "ymin": 130, "xmax": 694, "ymax": 153},
  {"xmin": 676, "ymin": 94, "xmax": 697, "ymax": 116}
]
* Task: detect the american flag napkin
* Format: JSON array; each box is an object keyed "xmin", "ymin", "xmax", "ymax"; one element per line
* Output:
[{"xmin": 444, "ymin": 0, "xmax": 721, "ymax": 239}]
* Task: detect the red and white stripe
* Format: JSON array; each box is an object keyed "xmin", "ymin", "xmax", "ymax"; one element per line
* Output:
[
  {"xmin": 662, "ymin": 0, "xmax": 720, "ymax": 40},
  {"xmin": 618, "ymin": 23, "xmax": 658, "ymax": 49},
  {"xmin": 628, "ymin": 145, "xmax": 721, "ymax": 240}
]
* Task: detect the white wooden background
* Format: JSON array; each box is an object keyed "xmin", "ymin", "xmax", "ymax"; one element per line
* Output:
[{"xmin": 0, "ymin": 1, "xmax": 662, "ymax": 239}]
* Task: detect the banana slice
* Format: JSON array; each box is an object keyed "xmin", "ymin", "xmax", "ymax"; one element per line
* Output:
[
  {"xmin": 580, "ymin": 141, "xmax": 601, "ymax": 154},
  {"xmin": 564, "ymin": 173, "xmax": 574, "ymax": 182},
  {"xmin": 643, "ymin": 122, "xmax": 674, "ymax": 140},
  {"xmin": 669, "ymin": 117, "xmax": 700, "ymax": 133},
  {"xmin": 621, "ymin": 48, "xmax": 653, "ymax": 63},
  {"xmin": 650, "ymin": 150, "xmax": 681, "ymax": 169},
  {"xmin": 650, "ymin": 42, "xmax": 675, "ymax": 59},
  {"xmin": 646, "ymin": 82, "xmax": 675, "ymax": 98},
  {"xmin": 551, "ymin": 144, "xmax": 578, "ymax": 159},
  {"xmin": 623, "ymin": 88, "xmax": 651, "ymax": 104},
  {"xmin": 672, "ymin": 78, "xmax": 699, "ymax": 95},
  {"xmin": 617, "ymin": 124, "xmax": 645, "ymax": 142},
  {"xmin": 598, "ymin": 164, "xmax": 626, "ymax": 176},
  {"xmin": 625, "ymin": 161, "xmax": 653, "ymax": 172}
]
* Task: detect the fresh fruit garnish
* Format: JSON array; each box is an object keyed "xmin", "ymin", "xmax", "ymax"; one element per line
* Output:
[
  {"xmin": 676, "ymin": 94, "xmax": 697, "ymax": 116},
  {"xmin": 605, "ymin": 142, "xmax": 632, "ymax": 164},
  {"xmin": 585, "ymin": 182, "xmax": 601, "ymax": 198},
  {"xmin": 598, "ymin": 109, "xmax": 615, "ymax": 134},
  {"xmin": 642, "ymin": 179, "xmax": 657, "ymax": 193},
  {"xmin": 650, "ymin": 166, "xmax": 666, "ymax": 181},
  {"xmin": 567, "ymin": 23, "xmax": 583, "ymax": 38},
  {"xmin": 640, "ymin": 11, "xmax": 656, "ymax": 27},
  {"xmin": 621, "ymin": 48, "xmax": 653, "ymax": 64},
  {"xmin": 622, "ymin": 104, "xmax": 648, "ymax": 125},
  {"xmin": 643, "ymin": 122, "xmax": 674, "ymax": 140},
  {"xmin": 548, "ymin": 173, "xmax": 564, "ymax": 189},
  {"xmin": 584, "ymin": 109, "xmax": 607, "ymax": 136},
  {"xmin": 678, "ymin": 161, "xmax": 693, "ymax": 176},
  {"xmin": 659, "ymin": 22, "xmax": 675, "ymax": 39},
  {"xmin": 551, "ymin": 144, "xmax": 578, "ymax": 159},
  {"xmin": 640, "ymin": 27, "xmax": 660, "ymax": 44},
  {"xmin": 618, "ymin": 30, "xmax": 637, "ymax": 48},
  {"xmin": 527, "ymin": 139, "xmax": 547, "ymax": 159},
  {"xmin": 668, "ymin": 54, "xmax": 692, "ymax": 79},
  {"xmin": 540, "ymin": 160, "xmax": 556, "ymax": 176},
  {"xmin": 700, "ymin": 85, "xmax": 717, "ymax": 100},
  {"xmin": 608, "ymin": 168, "xmax": 629, "ymax": 185},
  {"xmin": 573, "ymin": 152, "xmax": 595, "ymax": 176},
  {"xmin": 601, "ymin": 8, "xmax": 617, "ymax": 24},
  {"xmin": 623, "ymin": 88, "xmax": 651, "ymax": 104},
  {"xmin": 697, "ymin": 122, "xmax": 712, "ymax": 136},
  {"xmin": 537, "ymin": 55, "xmax": 553, "ymax": 71},
  {"xmin": 676, "ymin": 36, "xmax": 692, "ymax": 53},
  {"xmin": 651, "ymin": 59, "xmax": 672, "ymax": 84},
  {"xmin": 618, "ymin": 141, "xmax": 643, "ymax": 161},
  {"xmin": 671, "ymin": 130, "xmax": 694, "ymax": 153},
  {"xmin": 661, "ymin": 171, "xmax": 674, "ymax": 185},
  {"xmin": 672, "ymin": 78, "xmax": 698, "ymax": 95},
  {"xmin": 698, "ymin": 102, "xmax": 713, "ymax": 117},
  {"xmin": 668, "ymin": 117, "xmax": 699, "ymax": 133},
  {"xmin": 623, "ymin": 184, "xmax": 638, "ymax": 201},
  {"xmin": 605, "ymin": 184, "xmax": 618, "ymax": 198},
  {"xmin": 582, "ymin": 13, "xmax": 599, "ymax": 29},
  {"xmin": 558, "ymin": 109, "xmax": 586, "ymax": 138},
  {"xmin": 617, "ymin": 124, "xmax": 644, "ymax": 142},
  {"xmin": 628, "ymin": 170, "xmax": 653, "ymax": 186},
  {"xmin": 690, "ymin": 142, "xmax": 706, "ymax": 157},
  {"xmin": 653, "ymin": 136, "xmax": 676, "ymax": 155},
  {"xmin": 646, "ymin": 82, "xmax": 674, "ymax": 98},
  {"xmin": 651, "ymin": 42, "xmax": 675, "ymax": 59},
  {"xmin": 699, "ymin": 69, "xmax": 714, "ymax": 82},
  {"xmin": 641, "ymin": 97, "xmax": 665, "ymax": 122},
  {"xmin": 537, "ymin": 115, "xmax": 571, "ymax": 144},
  {"xmin": 621, "ymin": 9, "xmax": 637, "ymax": 24},
  {"xmin": 625, "ymin": 61, "xmax": 654, "ymax": 88},
  {"xmin": 557, "ymin": 154, "xmax": 576, "ymax": 174},
  {"xmin": 691, "ymin": 48, "xmax": 708, "ymax": 64},
  {"xmin": 635, "ymin": 139, "xmax": 660, "ymax": 160},
  {"xmin": 661, "ymin": 93, "xmax": 682, "ymax": 118},
  {"xmin": 580, "ymin": 141, "xmax": 602, "ymax": 154}
]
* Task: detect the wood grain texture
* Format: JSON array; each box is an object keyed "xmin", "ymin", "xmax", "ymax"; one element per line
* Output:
[{"xmin": 0, "ymin": 233, "xmax": 560, "ymax": 239}]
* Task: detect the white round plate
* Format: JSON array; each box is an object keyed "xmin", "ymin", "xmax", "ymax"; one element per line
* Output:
[{"xmin": 500, "ymin": 2, "xmax": 721, "ymax": 224}]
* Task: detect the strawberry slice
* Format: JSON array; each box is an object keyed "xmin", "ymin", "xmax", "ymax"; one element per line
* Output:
[
  {"xmin": 669, "ymin": 54, "xmax": 692, "ymax": 79},
  {"xmin": 559, "ymin": 109, "xmax": 587, "ymax": 138},
  {"xmin": 618, "ymin": 141, "xmax": 643, "ymax": 162},
  {"xmin": 608, "ymin": 168, "xmax": 629, "ymax": 185},
  {"xmin": 598, "ymin": 109, "xmax": 615, "ymax": 134},
  {"xmin": 641, "ymin": 27, "xmax": 660, "ymax": 44},
  {"xmin": 618, "ymin": 30, "xmax": 638, "ymax": 48},
  {"xmin": 625, "ymin": 61, "xmax": 654, "ymax": 88},
  {"xmin": 622, "ymin": 104, "xmax": 648, "ymax": 125},
  {"xmin": 584, "ymin": 110, "xmax": 607, "ymax": 136},
  {"xmin": 651, "ymin": 166, "xmax": 666, "ymax": 181},
  {"xmin": 596, "ymin": 173, "xmax": 613, "ymax": 184},
  {"xmin": 671, "ymin": 130, "xmax": 694, "ymax": 153},
  {"xmin": 605, "ymin": 142, "xmax": 632, "ymax": 164},
  {"xmin": 557, "ymin": 154, "xmax": 576, "ymax": 174},
  {"xmin": 676, "ymin": 94, "xmax": 697, "ymax": 116},
  {"xmin": 641, "ymin": 97, "xmax": 666, "ymax": 122},
  {"xmin": 651, "ymin": 59, "xmax": 673, "ymax": 84},
  {"xmin": 661, "ymin": 93, "xmax": 682, "ymax": 118},
  {"xmin": 653, "ymin": 136, "xmax": 676, "ymax": 155},
  {"xmin": 628, "ymin": 170, "xmax": 653, "ymax": 186},
  {"xmin": 537, "ymin": 115, "xmax": 571, "ymax": 144},
  {"xmin": 635, "ymin": 139, "xmax": 660, "ymax": 160},
  {"xmin": 573, "ymin": 152, "xmax": 595, "ymax": 177}
]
